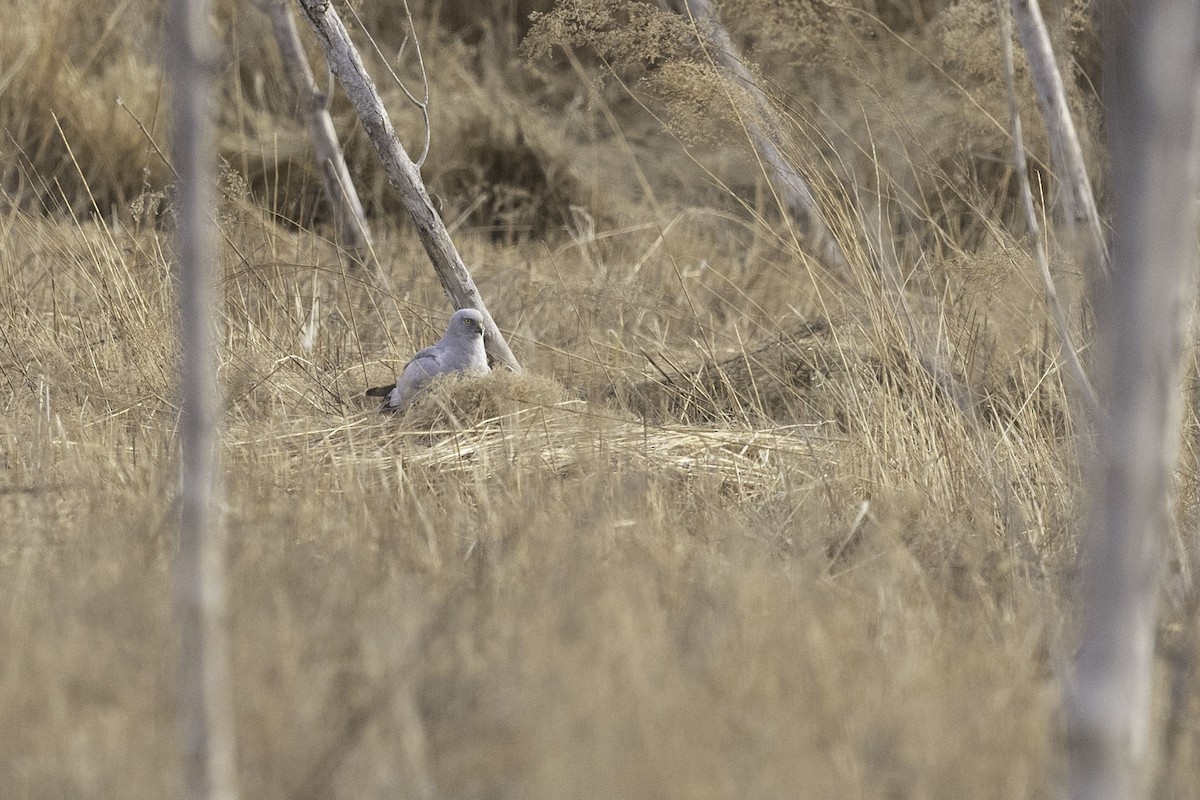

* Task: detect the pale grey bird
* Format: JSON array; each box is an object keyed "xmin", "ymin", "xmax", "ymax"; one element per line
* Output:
[{"xmin": 366, "ymin": 308, "xmax": 490, "ymax": 411}]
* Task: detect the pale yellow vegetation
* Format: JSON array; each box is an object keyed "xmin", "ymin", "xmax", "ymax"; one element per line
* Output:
[{"xmin": 2, "ymin": 0, "xmax": 1198, "ymax": 797}]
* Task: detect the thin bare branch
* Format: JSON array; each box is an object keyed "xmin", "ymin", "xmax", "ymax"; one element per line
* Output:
[
  {"xmin": 344, "ymin": 0, "xmax": 432, "ymax": 168},
  {"xmin": 257, "ymin": 0, "xmax": 406, "ymax": 342}
]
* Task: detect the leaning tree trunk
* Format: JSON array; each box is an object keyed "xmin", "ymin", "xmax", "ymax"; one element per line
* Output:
[
  {"xmin": 258, "ymin": 0, "xmax": 405, "ymax": 346},
  {"xmin": 1009, "ymin": 0, "xmax": 1107, "ymax": 273},
  {"xmin": 257, "ymin": 0, "xmax": 373, "ymax": 254},
  {"xmin": 996, "ymin": 0, "xmax": 1099, "ymax": 417},
  {"xmin": 296, "ymin": 0, "xmax": 521, "ymax": 371},
  {"xmin": 1066, "ymin": 3, "xmax": 1200, "ymax": 800},
  {"xmin": 166, "ymin": 0, "xmax": 240, "ymax": 799},
  {"xmin": 660, "ymin": 0, "xmax": 847, "ymax": 272}
]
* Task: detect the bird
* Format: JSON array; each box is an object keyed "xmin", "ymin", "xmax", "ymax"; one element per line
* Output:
[{"xmin": 366, "ymin": 308, "xmax": 491, "ymax": 411}]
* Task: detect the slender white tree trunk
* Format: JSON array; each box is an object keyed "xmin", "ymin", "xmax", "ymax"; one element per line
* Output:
[
  {"xmin": 996, "ymin": 0, "xmax": 1099, "ymax": 417},
  {"xmin": 1009, "ymin": 0, "xmax": 1107, "ymax": 272},
  {"xmin": 166, "ymin": 1, "xmax": 240, "ymax": 798},
  {"xmin": 660, "ymin": 0, "xmax": 847, "ymax": 271},
  {"xmin": 1067, "ymin": 3, "xmax": 1200, "ymax": 799},
  {"xmin": 258, "ymin": 0, "xmax": 373, "ymax": 253},
  {"xmin": 296, "ymin": 0, "xmax": 521, "ymax": 371}
]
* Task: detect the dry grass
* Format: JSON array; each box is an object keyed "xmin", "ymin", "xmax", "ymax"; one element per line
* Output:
[{"xmin": 3, "ymin": 0, "xmax": 1200, "ymax": 797}]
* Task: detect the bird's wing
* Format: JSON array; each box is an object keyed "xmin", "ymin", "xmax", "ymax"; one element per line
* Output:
[
  {"xmin": 409, "ymin": 345, "xmax": 440, "ymax": 363},
  {"xmin": 385, "ymin": 347, "xmax": 443, "ymax": 409}
]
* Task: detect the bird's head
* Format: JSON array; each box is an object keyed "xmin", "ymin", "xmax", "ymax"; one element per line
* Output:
[{"xmin": 450, "ymin": 308, "xmax": 486, "ymax": 339}]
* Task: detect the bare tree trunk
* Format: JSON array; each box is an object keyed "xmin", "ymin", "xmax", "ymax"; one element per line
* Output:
[
  {"xmin": 996, "ymin": 0, "xmax": 1099, "ymax": 418},
  {"xmin": 295, "ymin": 0, "xmax": 521, "ymax": 371},
  {"xmin": 660, "ymin": 0, "xmax": 847, "ymax": 272},
  {"xmin": 1066, "ymin": 3, "xmax": 1200, "ymax": 799},
  {"xmin": 258, "ymin": 0, "xmax": 373, "ymax": 254},
  {"xmin": 1010, "ymin": 0, "xmax": 1108, "ymax": 272},
  {"xmin": 167, "ymin": 1, "xmax": 240, "ymax": 800}
]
